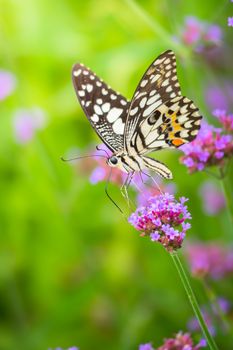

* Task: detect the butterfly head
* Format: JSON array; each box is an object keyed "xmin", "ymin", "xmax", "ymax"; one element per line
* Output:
[{"xmin": 108, "ymin": 155, "xmax": 119, "ymax": 166}]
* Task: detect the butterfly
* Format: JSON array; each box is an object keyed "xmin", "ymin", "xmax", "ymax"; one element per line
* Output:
[{"xmin": 72, "ymin": 50, "xmax": 202, "ymax": 180}]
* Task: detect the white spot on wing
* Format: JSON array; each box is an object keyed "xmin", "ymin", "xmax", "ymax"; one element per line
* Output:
[
  {"xmin": 143, "ymin": 100, "xmax": 161, "ymax": 117},
  {"xmin": 139, "ymin": 96, "xmax": 147, "ymax": 108},
  {"xmin": 147, "ymin": 94, "xmax": 160, "ymax": 105},
  {"xmin": 107, "ymin": 108, "xmax": 123, "ymax": 122},
  {"xmin": 73, "ymin": 69, "xmax": 81, "ymax": 77},
  {"xmin": 102, "ymin": 102, "xmax": 111, "ymax": 113},
  {"xmin": 94, "ymin": 105, "xmax": 103, "ymax": 115},
  {"xmin": 129, "ymin": 107, "xmax": 138, "ymax": 116},
  {"xmin": 102, "ymin": 88, "xmax": 108, "ymax": 95},
  {"xmin": 140, "ymin": 79, "xmax": 148, "ymax": 87},
  {"xmin": 86, "ymin": 84, "xmax": 93, "ymax": 92},
  {"xmin": 112, "ymin": 118, "xmax": 124, "ymax": 135},
  {"xmin": 91, "ymin": 114, "xmax": 99, "ymax": 122},
  {"xmin": 78, "ymin": 90, "xmax": 85, "ymax": 97}
]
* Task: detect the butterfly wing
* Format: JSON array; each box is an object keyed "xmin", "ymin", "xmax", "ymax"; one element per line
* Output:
[
  {"xmin": 72, "ymin": 63, "xmax": 130, "ymax": 152},
  {"xmin": 124, "ymin": 50, "xmax": 181, "ymax": 150},
  {"xmin": 131, "ymin": 96, "xmax": 202, "ymax": 155}
]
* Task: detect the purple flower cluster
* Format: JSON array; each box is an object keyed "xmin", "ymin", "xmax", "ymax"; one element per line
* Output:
[
  {"xmin": 180, "ymin": 121, "xmax": 233, "ymax": 173},
  {"xmin": 185, "ymin": 242, "xmax": 233, "ymax": 280},
  {"xmin": 228, "ymin": 17, "xmax": 233, "ymax": 27},
  {"xmin": 205, "ymin": 83, "xmax": 233, "ymax": 112},
  {"xmin": 0, "ymin": 70, "xmax": 16, "ymax": 100},
  {"xmin": 157, "ymin": 332, "xmax": 206, "ymax": 350},
  {"xmin": 199, "ymin": 180, "xmax": 225, "ymax": 215},
  {"xmin": 188, "ymin": 298, "xmax": 231, "ymax": 336},
  {"xmin": 49, "ymin": 347, "xmax": 79, "ymax": 350},
  {"xmin": 13, "ymin": 108, "xmax": 47, "ymax": 143},
  {"xmin": 177, "ymin": 16, "xmax": 222, "ymax": 49},
  {"xmin": 213, "ymin": 109, "xmax": 233, "ymax": 133},
  {"xmin": 128, "ymin": 193, "xmax": 191, "ymax": 252}
]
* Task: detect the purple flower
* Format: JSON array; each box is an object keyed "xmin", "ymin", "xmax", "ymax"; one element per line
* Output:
[
  {"xmin": 139, "ymin": 343, "xmax": 154, "ymax": 350},
  {"xmin": 178, "ymin": 16, "xmax": 222, "ymax": 51},
  {"xmin": 156, "ymin": 332, "xmax": 206, "ymax": 350},
  {"xmin": 49, "ymin": 348, "xmax": 79, "ymax": 350},
  {"xmin": 185, "ymin": 242, "xmax": 233, "ymax": 280},
  {"xmin": 213, "ymin": 109, "xmax": 233, "ymax": 132},
  {"xmin": 228, "ymin": 17, "xmax": 233, "ymax": 27},
  {"xmin": 0, "ymin": 70, "xmax": 16, "ymax": 100},
  {"xmin": 199, "ymin": 181, "xmax": 225, "ymax": 215},
  {"xmin": 188, "ymin": 298, "xmax": 231, "ymax": 336},
  {"xmin": 128, "ymin": 193, "xmax": 191, "ymax": 252},
  {"xmin": 180, "ymin": 120, "xmax": 233, "ymax": 173},
  {"xmin": 89, "ymin": 166, "xmax": 106, "ymax": 184},
  {"xmin": 13, "ymin": 108, "xmax": 47, "ymax": 143}
]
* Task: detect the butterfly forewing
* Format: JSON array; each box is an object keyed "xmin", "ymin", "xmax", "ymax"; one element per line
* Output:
[
  {"xmin": 125, "ymin": 50, "xmax": 181, "ymax": 150},
  {"xmin": 72, "ymin": 63, "xmax": 130, "ymax": 152}
]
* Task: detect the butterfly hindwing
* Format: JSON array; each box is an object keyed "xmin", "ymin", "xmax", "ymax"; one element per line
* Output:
[
  {"xmin": 131, "ymin": 96, "xmax": 202, "ymax": 155},
  {"xmin": 72, "ymin": 64, "xmax": 130, "ymax": 152},
  {"xmin": 125, "ymin": 50, "xmax": 181, "ymax": 149}
]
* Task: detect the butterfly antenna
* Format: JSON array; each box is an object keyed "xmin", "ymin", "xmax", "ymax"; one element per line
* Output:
[
  {"xmin": 61, "ymin": 154, "xmax": 107, "ymax": 162},
  {"xmin": 96, "ymin": 145, "xmax": 110, "ymax": 158},
  {"xmin": 105, "ymin": 169, "xmax": 124, "ymax": 215}
]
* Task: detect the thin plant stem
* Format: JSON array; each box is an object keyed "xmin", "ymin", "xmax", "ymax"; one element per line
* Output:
[
  {"xmin": 125, "ymin": 0, "xmax": 190, "ymax": 59},
  {"xmin": 170, "ymin": 252, "xmax": 219, "ymax": 350}
]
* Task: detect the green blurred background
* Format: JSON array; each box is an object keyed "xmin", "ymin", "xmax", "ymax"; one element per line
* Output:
[{"xmin": 0, "ymin": 0, "xmax": 233, "ymax": 349}]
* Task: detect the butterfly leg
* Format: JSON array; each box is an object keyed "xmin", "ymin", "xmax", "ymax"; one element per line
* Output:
[
  {"xmin": 120, "ymin": 171, "xmax": 135, "ymax": 209},
  {"xmin": 141, "ymin": 170, "xmax": 164, "ymax": 195}
]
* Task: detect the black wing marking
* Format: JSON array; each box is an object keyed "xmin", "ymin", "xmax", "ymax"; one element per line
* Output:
[
  {"xmin": 130, "ymin": 96, "xmax": 202, "ymax": 155},
  {"xmin": 125, "ymin": 50, "xmax": 181, "ymax": 151},
  {"xmin": 72, "ymin": 63, "xmax": 130, "ymax": 152}
]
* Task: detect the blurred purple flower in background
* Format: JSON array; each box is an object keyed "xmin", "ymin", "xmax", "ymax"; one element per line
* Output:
[
  {"xmin": 213, "ymin": 109, "xmax": 233, "ymax": 133},
  {"xmin": 129, "ymin": 193, "xmax": 191, "ymax": 252},
  {"xmin": 157, "ymin": 332, "xmax": 206, "ymax": 350},
  {"xmin": 228, "ymin": 17, "xmax": 233, "ymax": 27},
  {"xmin": 188, "ymin": 298, "xmax": 231, "ymax": 336},
  {"xmin": 185, "ymin": 242, "xmax": 233, "ymax": 280},
  {"xmin": 180, "ymin": 120, "xmax": 233, "ymax": 173},
  {"xmin": 49, "ymin": 347, "xmax": 79, "ymax": 350},
  {"xmin": 199, "ymin": 180, "xmax": 225, "ymax": 215},
  {"xmin": 0, "ymin": 70, "xmax": 16, "ymax": 100},
  {"xmin": 13, "ymin": 107, "xmax": 47, "ymax": 143},
  {"xmin": 205, "ymin": 83, "xmax": 233, "ymax": 111},
  {"xmin": 177, "ymin": 16, "xmax": 222, "ymax": 51},
  {"xmin": 139, "ymin": 343, "xmax": 154, "ymax": 350}
]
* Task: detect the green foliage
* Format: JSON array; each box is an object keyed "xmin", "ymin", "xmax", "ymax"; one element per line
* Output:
[{"xmin": 0, "ymin": 0, "xmax": 232, "ymax": 349}]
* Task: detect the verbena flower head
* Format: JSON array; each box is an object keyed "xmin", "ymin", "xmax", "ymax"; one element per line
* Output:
[
  {"xmin": 228, "ymin": 17, "xmax": 233, "ymax": 27},
  {"xmin": 129, "ymin": 193, "xmax": 191, "ymax": 252},
  {"xmin": 0, "ymin": 70, "xmax": 16, "ymax": 100},
  {"xmin": 180, "ymin": 121, "xmax": 233, "ymax": 173},
  {"xmin": 185, "ymin": 242, "xmax": 233, "ymax": 280},
  {"xmin": 13, "ymin": 107, "xmax": 47, "ymax": 143},
  {"xmin": 199, "ymin": 180, "xmax": 225, "ymax": 215},
  {"xmin": 157, "ymin": 332, "xmax": 206, "ymax": 350},
  {"xmin": 213, "ymin": 109, "xmax": 233, "ymax": 133}
]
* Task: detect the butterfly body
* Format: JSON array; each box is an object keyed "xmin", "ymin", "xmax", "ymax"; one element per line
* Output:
[{"xmin": 72, "ymin": 50, "xmax": 202, "ymax": 179}]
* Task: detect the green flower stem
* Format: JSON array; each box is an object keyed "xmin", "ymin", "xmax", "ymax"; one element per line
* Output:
[
  {"xmin": 170, "ymin": 252, "xmax": 219, "ymax": 350},
  {"xmin": 221, "ymin": 174, "xmax": 233, "ymax": 229},
  {"xmin": 125, "ymin": 0, "xmax": 190, "ymax": 59}
]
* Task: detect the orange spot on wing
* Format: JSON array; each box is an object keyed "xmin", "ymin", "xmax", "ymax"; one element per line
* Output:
[{"xmin": 172, "ymin": 139, "xmax": 184, "ymax": 146}]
